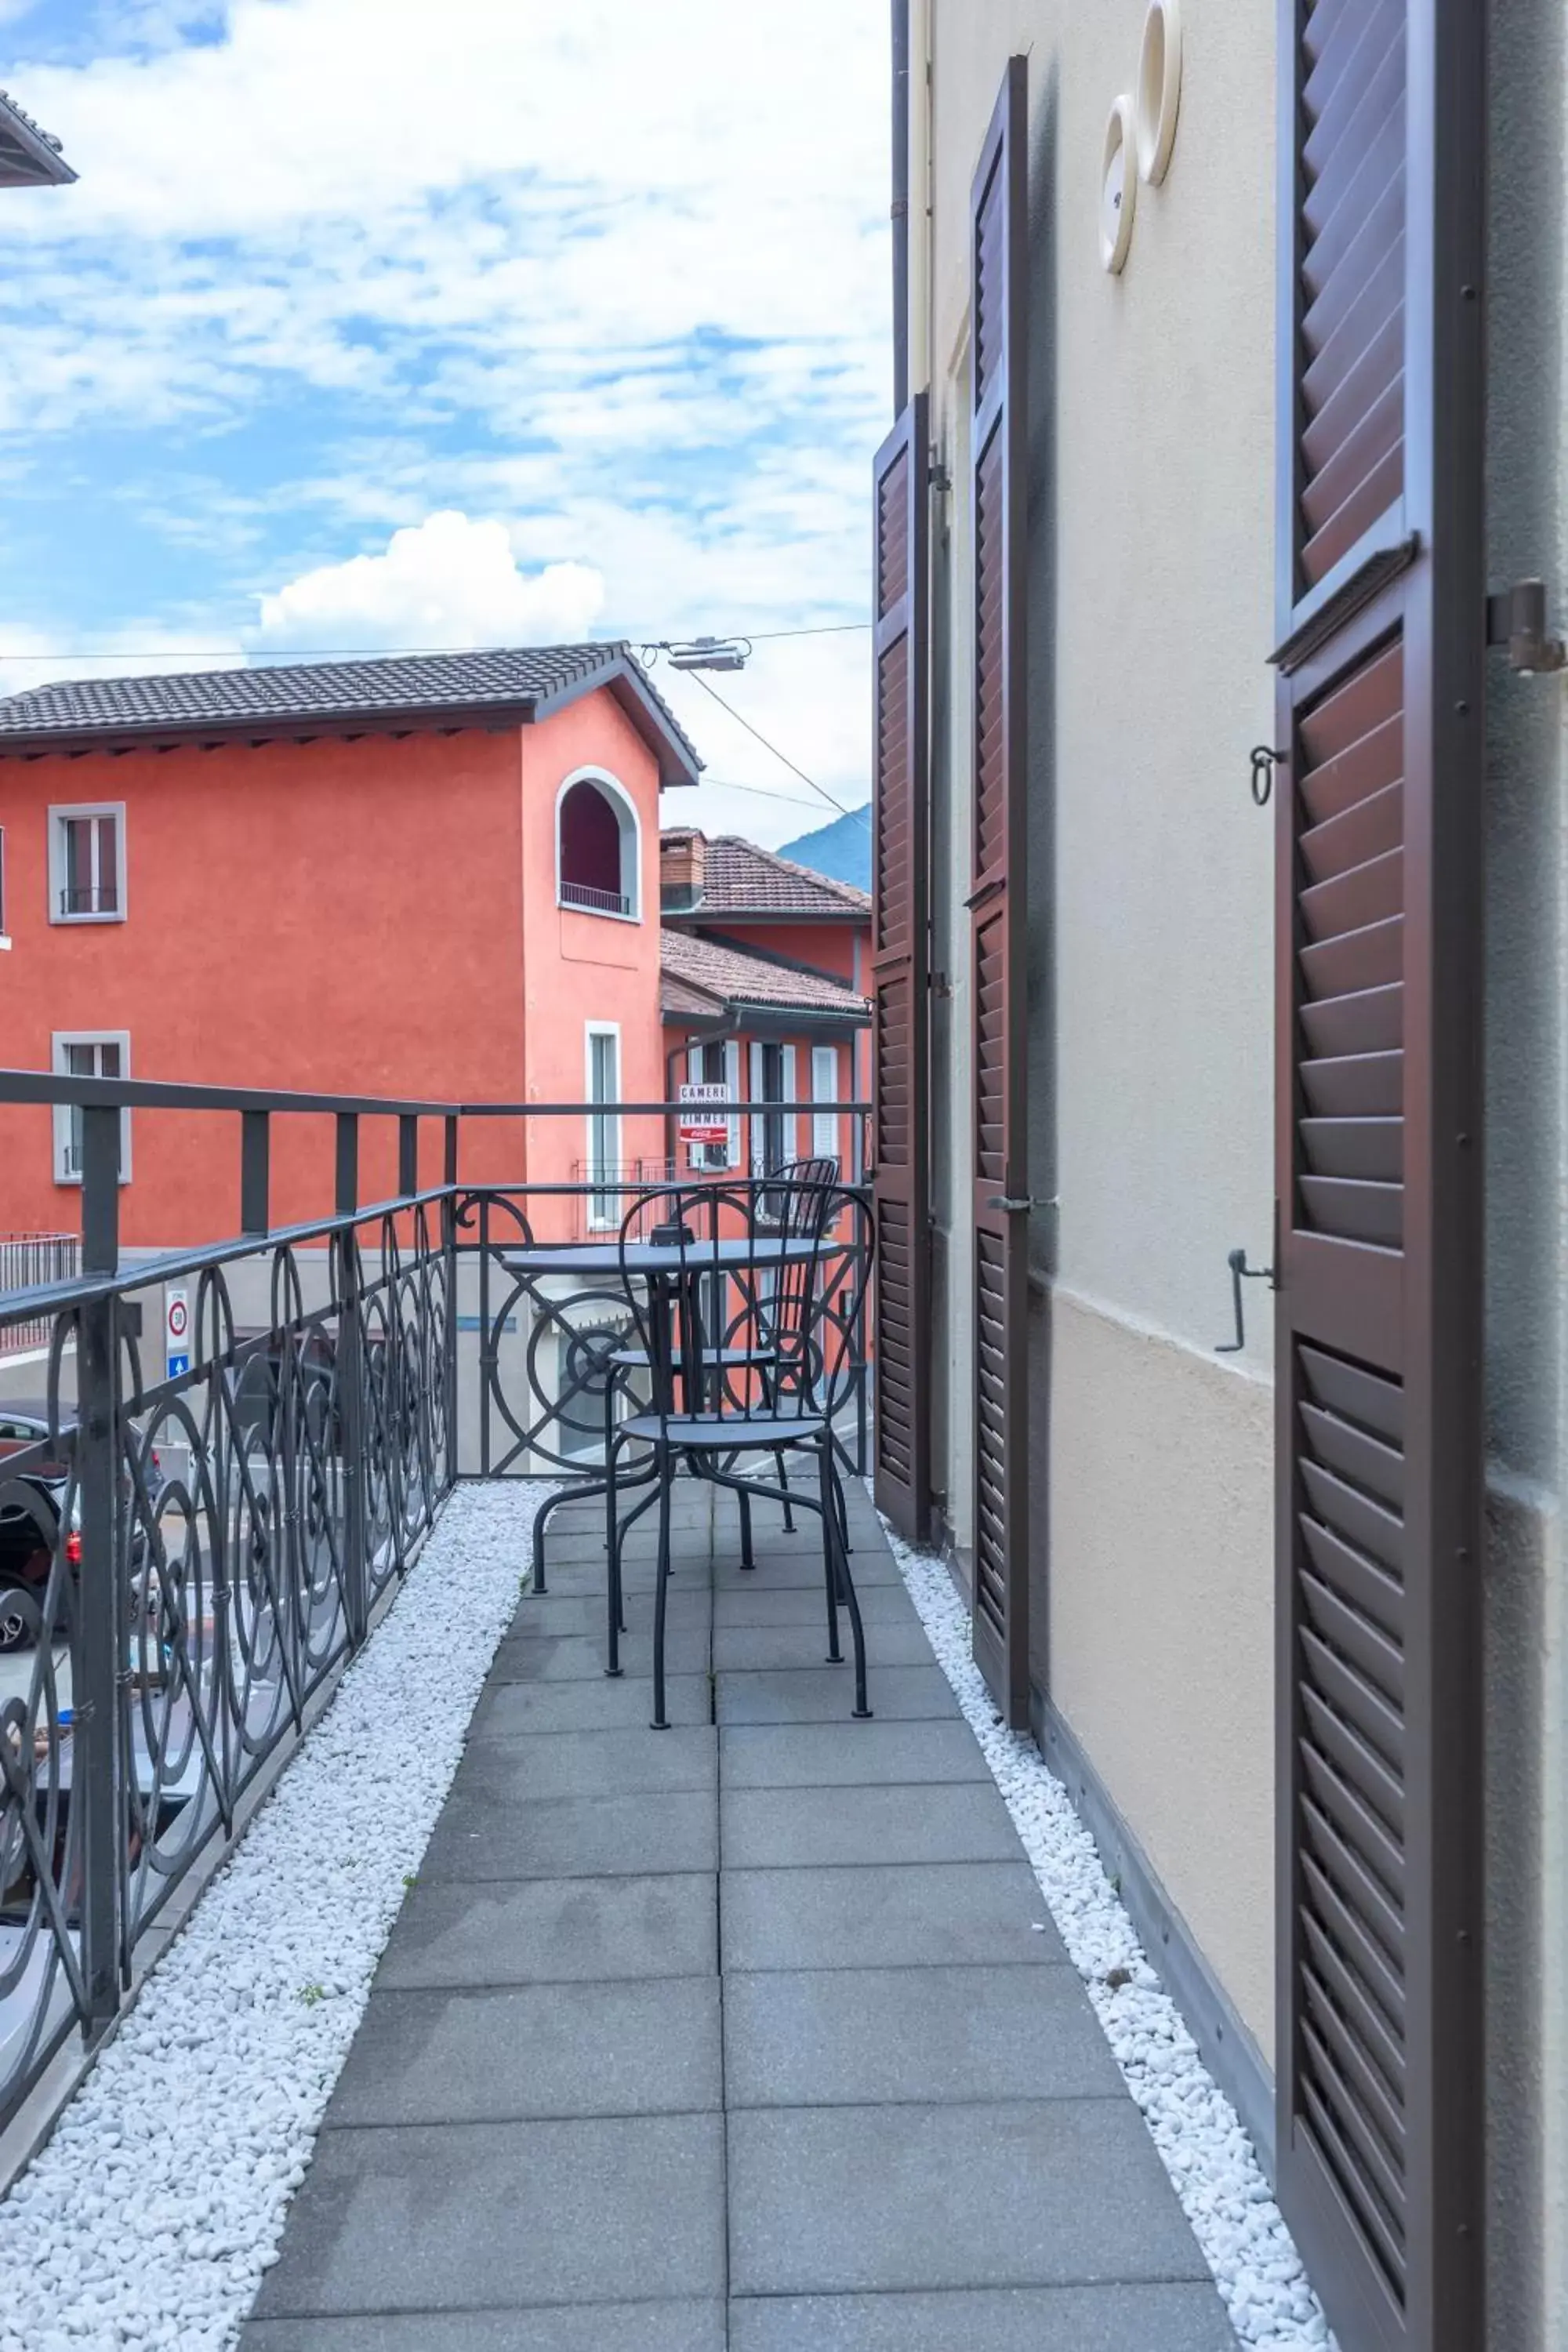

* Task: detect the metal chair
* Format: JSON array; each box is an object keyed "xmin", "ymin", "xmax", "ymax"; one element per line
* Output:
[{"xmin": 606, "ymin": 1174, "xmax": 873, "ymax": 1727}]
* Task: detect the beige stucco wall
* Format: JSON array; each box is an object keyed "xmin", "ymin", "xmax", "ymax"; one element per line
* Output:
[
  {"xmin": 919, "ymin": 0, "xmax": 1279, "ymax": 2056},
  {"xmin": 1483, "ymin": 3, "xmax": 1568, "ymax": 2339}
]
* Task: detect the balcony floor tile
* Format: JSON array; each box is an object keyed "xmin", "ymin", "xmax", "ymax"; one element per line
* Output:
[{"xmin": 241, "ymin": 1480, "xmax": 1231, "ymax": 2350}]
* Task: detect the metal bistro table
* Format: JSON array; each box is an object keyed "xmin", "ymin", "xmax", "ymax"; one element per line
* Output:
[{"xmin": 501, "ymin": 1232, "xmax": 825, "ymax": 1588}]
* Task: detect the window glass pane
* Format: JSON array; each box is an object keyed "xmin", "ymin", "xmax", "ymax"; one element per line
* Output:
[
  {"xmin": 98, "ymin": 1040, "xmax": 121, "ymax": 1080},
  {"xmin": 588, "ymin": 1033, "xmax": 619, "ymax": 1223},
  {"xmin": 812, "ymin": 1045, "xmax": 839, "ymax": 1164},
  {"xmin": 761, "ymin": 1043, "xmax": 786, "ymax": 1177},
  {"xmin": 96, "ymin": 815, "xmax": 118, "ymax": 913},
  {"xmin": 64, "ymin": 818, "xmax": 89, "ymax": 907}
]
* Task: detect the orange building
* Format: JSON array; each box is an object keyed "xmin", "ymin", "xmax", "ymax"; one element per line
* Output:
[
  {"xmin": 657, "ymin": 830, "xmax": 871, "ymax": 1185},
  {"xmin": 0, "ymin": 644, "xmax": 701, "ymax": 1243}
]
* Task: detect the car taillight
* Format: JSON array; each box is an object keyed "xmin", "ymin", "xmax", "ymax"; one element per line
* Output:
[
  {"xmin": 151, "ymin": 1450, "xmax": 162, "ymax": 1476},
  {"xmin": 65, "ymin": 1529, "xmax": 82, "ymax": 1566}
]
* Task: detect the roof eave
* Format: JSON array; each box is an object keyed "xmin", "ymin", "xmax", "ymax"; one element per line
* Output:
[
  {"xmin": 725, "ymin": 1000, "xmax": 870, "ymax": 1035},
  {"xmin": 0, "ymin": 109, "xmax": 75, "ymax": 187},
  {"xmin": 0, "ymin": 700, "xmax": 543, "ymax": 760},
  {"xmin": 662, "ymin": 905, "xmax": 868, "ymax": 926}
]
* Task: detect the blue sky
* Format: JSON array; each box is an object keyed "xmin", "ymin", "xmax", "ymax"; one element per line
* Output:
[{"xmin": 0, "ymin": 0, "xmax": 889, "ymax": 842}]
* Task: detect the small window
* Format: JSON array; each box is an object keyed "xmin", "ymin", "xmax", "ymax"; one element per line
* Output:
[
  {"xmin": 53, "ymin": 1033, "xmax": 132, "ymax": 1185},
  {"xmin": 811, "ymin": 1044, "xmax": 840, "ymax": 1166},
  {"xmin": 49, "ymin": 804, "xmax": 126, "ymax": 924},
  {"xmin": 586, "ymin": 1025, "xmax": 622, "ymax": 1229},
  {"xmin": 750, "ymin": 1042, "xmax": 797, "ymax": 1178},
  {"xmin": 750, "ymin": 1041, "xmax": 798, "ymax": 1219},
  {"xmin": 557, "ymin": 771, "xmax": 639, "ymax": 920}
]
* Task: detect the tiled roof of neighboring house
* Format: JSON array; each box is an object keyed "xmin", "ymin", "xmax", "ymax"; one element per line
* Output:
[
  {"xmin": 660, "ymin": 927, "xmax": 869, "ymax": 1022},
  {"xmin": 0, "ymin": 89, "xmax": 75, "ymax": 187},
  {"xmin": 0, "ymin": 642, "xmax": 702, "ymax": 786},
  {"xmin": 665, "ymin": 831, "xmax": 870, "ymax": 920}
]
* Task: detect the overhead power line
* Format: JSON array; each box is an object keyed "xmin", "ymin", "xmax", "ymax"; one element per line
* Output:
[
  {"xmin": 681, "ymin": 670, "xmax": 852, "ymax": 819},
  {"xmin": 687, "ymin": 775, "xmax": 872, "ymax": 818},
  {"xmin": 0, "ymin": 619, "xmax": 873, "ymax": 662}
]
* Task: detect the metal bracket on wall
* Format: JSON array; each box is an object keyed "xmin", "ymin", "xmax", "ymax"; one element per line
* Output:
[
  {"xmin": 1249, "ymin": 745, "xmax": 1288, "ymax": 805},
  {"xmin": 1486, "ymin": 579, "xmax": 1566, "ymax": 674},
  {"xmin": 1214, "ymin": 1247, "xmax": 1277, "ymax": 1354},
  {"xmin": 985, "ymin": 1194, "xmax": 1058, "ymax": 1214}
]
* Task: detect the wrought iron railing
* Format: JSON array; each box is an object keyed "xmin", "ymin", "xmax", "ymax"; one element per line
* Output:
[
  {"xmin": 0, "ymin": 1070, "xmax": 869, "ymax": 2129},
  {"xmin": 58, "ymin": 884, "xmax": 118, "ymax": 917},
  {"xmin": 0, "ymin": 1233, "xmax": 78, "ymax": 1354},
  {"xmin": 558, "ymin": 879, "xmax": 632, "ymax": 917}
]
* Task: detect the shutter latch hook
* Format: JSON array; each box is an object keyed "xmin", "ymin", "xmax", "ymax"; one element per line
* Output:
[
  {"xmin": 1249, "ymin": 745, "xmax": 1287, "ymax": 805},
  {"xmin": 1215, "ymin": 1247, "xmax": 1277, "ymax": 1354}
]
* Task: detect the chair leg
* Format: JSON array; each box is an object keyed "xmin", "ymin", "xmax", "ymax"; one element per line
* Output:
[
  {"xmin": 651, "ymin": 1443, "xmax": 673, "ymax": 1730},
  {"xmin": 824, "ymin": 1444, "xmax": 871, "ymax": 1719},
  {"xmin": 738, "ymin": 1481, "xmax": 754, "ymax": 1571},
  {"xmin": 604, "ymin": 1429, "xmax": 623, "ymax": 1679},
  {"xmin": 762, "ymin": 1365, "xmax": 796, "ymax": 1533},
  {"xmin": 836, "ymin": 1465, "xmax": 852, "ymax": 1556},
  {"xmin": 816, "ymin": 1443, "xmax": 843, "ymax": 1663}
]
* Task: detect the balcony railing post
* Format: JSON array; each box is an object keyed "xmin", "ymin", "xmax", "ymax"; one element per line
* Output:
[
  {"xmin": 76, "ymin": 1103, "xmax": 122, "ymax": 2030},
  {"xmin": 442, "ymin": 1116, "xmax": 459, "ymax": 1494},
  {"xmin": 336, "ymin": 1114, "xmax": 368, "ymax": 1649},
  {"xmin": 240, "ymin": 1110, "xmax": 270, "ymax": 1237}
]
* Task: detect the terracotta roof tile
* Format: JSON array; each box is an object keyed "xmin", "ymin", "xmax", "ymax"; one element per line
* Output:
[
  {"xmin": 0, "ymin": 642, "xmax": 702, "ymax": 782},
  {"xmin": 660, "ymin": 927, "xmax": 868, "ymax": 1020},
  {"xmin": 665, "ymin": 832, "xmax": 870, "ymax": 918}
]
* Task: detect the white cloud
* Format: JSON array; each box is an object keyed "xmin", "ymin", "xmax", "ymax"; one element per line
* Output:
[
  {"xmin": 0, "ymin": 0, "xmax": 889, "ymax": 842},
  {"xmin": 252, "ymin": 511, "xmax": 604, "ymax": 652}
]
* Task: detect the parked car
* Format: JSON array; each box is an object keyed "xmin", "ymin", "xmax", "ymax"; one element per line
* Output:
[{"xmin": 0, "ymin": 1404, "xmax": 162, "ymax": 1652}]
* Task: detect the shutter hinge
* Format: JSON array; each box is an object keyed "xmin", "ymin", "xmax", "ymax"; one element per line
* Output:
[
  {"xmin": 1487, "ymin": 580, "xmax": 1566, "ymax": 674},
  {"xmin": 1214, "ymin": 1246, "xmax": 1277, "ymax": 1355},
  {"xmin": 928, "ymin": 457, "xmax": 951, "ymax": 495},
  {"xmin": 986, "ymin": 1194, "xmax": 1057, "ymax": 1214},
  {"xmin": 930, "ymin": 971, "xmax": 952, "ymax": 998}
]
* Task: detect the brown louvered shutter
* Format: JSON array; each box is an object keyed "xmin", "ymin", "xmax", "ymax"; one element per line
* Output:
[
  {"xmin": 1272, "ymin": 6, "xmax": 1485, "ymax": 2349},
  {"xmin": 871, "ymin": 391, "xmax": 931, "ymax": 1540},
  {"xmin": 968, "ymin": 56, "xmax": 1029, "ymax": 1729}
]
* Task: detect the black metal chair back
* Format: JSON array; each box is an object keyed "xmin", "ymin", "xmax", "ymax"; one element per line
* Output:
[{"xmin": 617, "ymin": 1176, "xmax": 868, "ymax": 1437}]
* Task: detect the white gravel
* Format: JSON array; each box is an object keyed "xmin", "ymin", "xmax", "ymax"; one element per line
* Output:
[
  {"xmin": 875, "ymin": 1504, "xmax": 1334, "ymax": 2352},
  {"xmin": 0, "ymin": 1481, "xmax": 555, "ymax": 2352}
]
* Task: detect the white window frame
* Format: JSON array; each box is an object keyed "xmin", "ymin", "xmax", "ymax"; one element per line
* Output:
[
  {"xmin": 554, "ymin": 767, "xmax": 642, "ymax": 923},
  {"xmin": 52, "ymin": 1030, "xmax": 132, "ymax": 1185},
  {"xmin": 49, "ymin": 802, "xmax": 127, "ymax": 925},
  {"xmin": 811, "ymin": 1044, "xmax": 840, "ymax": 1163},
  {"xmin": 585, "ymin": 1022, "xmax": 622, "ymax": 1230}
]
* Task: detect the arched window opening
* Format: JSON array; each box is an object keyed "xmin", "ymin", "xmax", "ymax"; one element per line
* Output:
[{"xmin": 557, "ymin": 775, "xmax": 638, "ymax": 919}]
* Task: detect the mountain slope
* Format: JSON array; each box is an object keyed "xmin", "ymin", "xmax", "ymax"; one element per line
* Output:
[{"xmin": 775, "ymin": 804, "xmax": 871, "ymax": 891}]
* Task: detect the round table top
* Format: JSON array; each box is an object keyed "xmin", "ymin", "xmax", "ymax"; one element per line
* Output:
[{"xmin": 502, "ymin": 1232, "xmax": 824, "ymax": 1280}]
